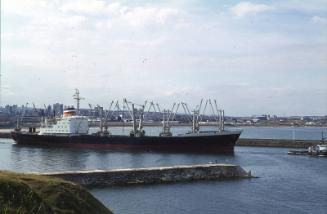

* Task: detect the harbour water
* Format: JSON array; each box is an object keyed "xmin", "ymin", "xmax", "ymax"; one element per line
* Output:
[
  {"xmin": 91, "ymin": 147, "xmax": 327, "ymax": 214},
  {"xmin": 0, "ymin": 127, "xmax": 326, "ymax": 213}
]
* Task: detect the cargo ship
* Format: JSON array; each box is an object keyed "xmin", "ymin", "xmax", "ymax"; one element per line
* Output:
[{"xmin": 11, "ymin": 90, "xmax": 241, "ymax": 154}]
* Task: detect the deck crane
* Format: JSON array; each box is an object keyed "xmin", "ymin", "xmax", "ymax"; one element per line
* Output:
[
  {"xmin": 88, "ymin": 103, "xmax": 93, "ymax": 118},
  {"xmin": 214, "ymin": 99, "xmax": 224, "ymax": 131},
  {"xmin": 144, "ymin": 101, "xmax": 157, "ymax": 121},
  {"xmin": 160, "ymin": 103, "xmax": 174, "ymax": 137},
  {"xmin": 159, "ymin": 102, "xmax": 181, "ymax": 137},
  {"xmin": 200, "ymin": 99, "xmax": 209, "ymax": 122},
  {"xmin": 181, "ymin": 102, "xmax": 192, "ymax": 123},
  {"xmin": 98, "ymin": 101, "xmax": 115, "ymax": 136},
  {"xmin": 105, "ymin": 100, "xmax": 116, "ymax": 120},
  {"xmin": 123, "ymin": 99, "xmax": 134, "ymax": 121},
  {"xmin": 208, "ymin": 99, "xmax": 219, "ymax": 131},
  {"xmin": 156, "ymin": 103, "xmax": 161, "ymax": 113},
  {"xmin": 169, "ymin": 102, "xmax": 180, "ymax": 122},
  {"xmin": 114, "ymin": 100, "xmax": 121, "ymax": 111},
  {"xmin": 203, "ymin": 99, "xmax": 224, "ymax": 131},
  {"xmin": 191, "ymin": 99, "xmax": 203, "ymax": 133},
  {"xmin": 145, "ymin": 101, "xmax": 158, "ymax": 120},
  {"xmin": 123, "ymin": 99, "xmax": 146, "ymax": 137},
  {"xmin": 43, "ymin": 104, "xmax": 49, "ymax": 117},
  {"xmin": 147, "ymin": 101, "xmax": 156, "ymax": 113},
  {"xmin": 111, "ymin": 100, "xmax": 123, "ymax": 121}
]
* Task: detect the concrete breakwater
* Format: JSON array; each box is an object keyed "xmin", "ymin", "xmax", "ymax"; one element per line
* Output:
[
  {"xmin": 236, "ymin": 138, "xmax": 322, "ymax": 148},
  {"xmin": 42, "ymin": 164, "xmax": 252, "ymax": 187}
]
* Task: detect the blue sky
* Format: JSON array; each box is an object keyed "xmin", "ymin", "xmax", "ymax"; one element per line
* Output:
[{"xmin": 1, "ymin": 0, "xmax": 327, "ymax": 116}]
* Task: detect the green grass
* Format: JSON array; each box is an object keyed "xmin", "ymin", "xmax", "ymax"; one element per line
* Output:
[{"xmin": 0, "ymin": 171, "xmax": 113, "ymax": 214}]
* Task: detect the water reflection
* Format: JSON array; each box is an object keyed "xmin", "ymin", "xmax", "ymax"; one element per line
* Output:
[
  {"xmin": 3, "ymin": 126, "xmax": 327, "ymax": 173},
  {"xmin": 9, "ymin": 143, "xmax": 234, "ymax": 173},
  {"xmin": 11, "ymin": 144, "xmax": 90, "ymax": 172}
]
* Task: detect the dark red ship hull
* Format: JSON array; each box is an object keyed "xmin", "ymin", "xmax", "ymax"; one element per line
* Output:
[{"xmin": 11, "ymin": 131, "xmax": 241, "ymax": 154}]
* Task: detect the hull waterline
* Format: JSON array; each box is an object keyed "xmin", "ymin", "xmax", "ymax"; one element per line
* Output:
[{"xmin": 11, "ymin": 131, "xmax": 241, "ymax": 154}]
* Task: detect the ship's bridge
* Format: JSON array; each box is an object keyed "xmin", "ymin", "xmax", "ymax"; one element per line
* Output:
[{"xmin": 39, "ymin": 107, "xmax": 89, "ymax": 135}]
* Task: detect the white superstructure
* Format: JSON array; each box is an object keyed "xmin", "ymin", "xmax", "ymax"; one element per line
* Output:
[{"xmin": 39, "ymin": 108, "xmax": 89, "ymax": 135}]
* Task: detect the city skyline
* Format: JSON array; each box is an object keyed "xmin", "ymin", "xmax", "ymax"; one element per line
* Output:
[
  {"xmin": 1, "ymin": 0, "xmax": 327, "ymax": 116},
  {"xmin": 2, "ymin": 101, "xmax": 327, "ymax": 118}
]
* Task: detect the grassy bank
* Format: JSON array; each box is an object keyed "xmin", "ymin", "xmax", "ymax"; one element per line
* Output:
[{"xmin": 0, "ymin": 171, "xmax": 112, "ymax": 214}]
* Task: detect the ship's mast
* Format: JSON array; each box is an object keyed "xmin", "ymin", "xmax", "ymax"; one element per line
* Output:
[{"xmin": 73, "ymin": 89, "xmax": 84, "ymax": 115}]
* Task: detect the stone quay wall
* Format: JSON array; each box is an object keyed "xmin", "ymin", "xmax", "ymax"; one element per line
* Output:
[{"xmin": 237, "ymin": 138, "xmax": 322, "ymax": 148}]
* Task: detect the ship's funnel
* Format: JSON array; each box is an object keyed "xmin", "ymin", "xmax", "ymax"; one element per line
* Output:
[{"xmin": 63, "ymin": 108, "xmax": 76, "ymax": 117}]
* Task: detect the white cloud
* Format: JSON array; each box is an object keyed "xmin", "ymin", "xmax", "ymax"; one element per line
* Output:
[
  {"xmin": 2, "ymin": 0, "xmax": 47, "ymax": 15},
  {"xmin": 2, "ymin": 0, "xmax": 326, "ymax": 115},
  {"xmin": 45, "ymin": 15, "xmax": 87, "ymax": 28},
  {"xmin": 231, "ymin": 2, "xmax": 273, "ymax": 17},
  {"xmin": 106, "ymin": 2, "xmax": 127, "ymax": 15},
  {"xmin": 311, "ymin": 16, "xmax": 327, "ymax": 25},
  {"xmin": 59, "ymin": 1, "xmax": 181, "ymax": 28},
  {"xmin": 60, "ymin": 0, "xmax": 107, "ymax": 14},
  {"xmin": 118, "ymin": 7, "xmax": 181, "ymax": 27}
]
